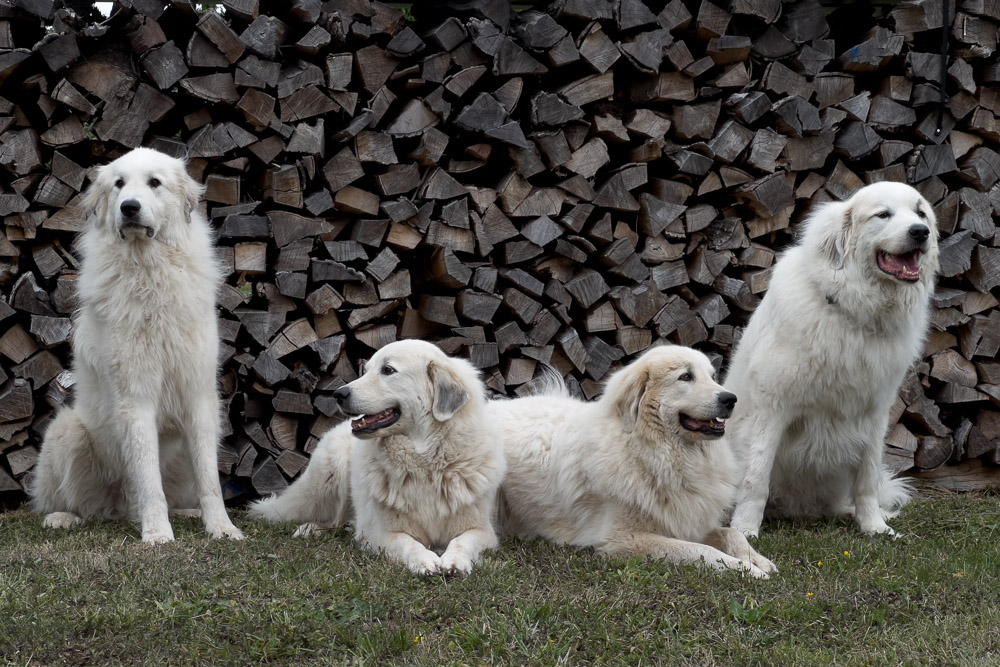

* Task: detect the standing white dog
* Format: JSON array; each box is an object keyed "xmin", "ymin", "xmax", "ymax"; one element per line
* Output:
[
  {"xmin": 726, "ymin": 181, "xmax": 939, "ymax": 537},
  {"xmin": 29, "ymin": 147, "xmax": 244, "ymax": 543},
  {"xmin": 249, "ymin": 340, "xmax": 506, "ymax": 576}
]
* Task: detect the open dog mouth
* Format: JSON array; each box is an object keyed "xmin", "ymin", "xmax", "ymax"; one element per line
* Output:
[
  {"xmin": 350, "ymin": 407, "xmax": 401, "ymax": 434},
  {"xmin": 119, "ymin": 222, "xmax": 154, "ymax": 239},
  {"xmin": 877, "ymin": 249, "xmax": 921, "ymax": 282},
  {"xmin": 680, "ymin": 414, "xmax": 727, "ymax": 436}
]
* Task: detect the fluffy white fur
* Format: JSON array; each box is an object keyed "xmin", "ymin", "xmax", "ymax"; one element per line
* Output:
[
  {"xmin": 726, "ymin": 181, "xmax": 940, "ymax": 537},
  {"xmin": 28, "ymin": 147, "xmax": 243, "ymax": 543},
  {"xmin": 490, "ymin": 345, "xmax": 776, "ymax": 579},
  {"xmin": 248, "ymin": 339, "xmax": 506, "ymax": 576}
]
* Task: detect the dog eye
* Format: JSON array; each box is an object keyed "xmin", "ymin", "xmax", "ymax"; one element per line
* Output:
[
  {"xmin": 678, "ymin": 372, "xmax": 693, "ymax": 382},
  {"xmin": 114, "ymin": 178, "xmax": 124, "ymax": 188},
  {"xmin": 916, "ymin": 209, "xmax": 926, "ymax": 219},
  {"xmin": 148, "ymin": 178, "xmax": 161, "ymax": 188},
  {"xmin": 875, "ymin": 211, "xmax": 891, "ymax": 219},
  {"xmin": 381, "ymin": 365, "xmax": 396, "ymax": 376}
]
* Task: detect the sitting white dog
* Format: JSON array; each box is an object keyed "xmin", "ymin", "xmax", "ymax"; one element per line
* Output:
[
  {"xmin": 726, "ymin": 181, "xmax": 939, "ymax": 537},
  {"xmin": 29, "ymin": 147, "xmax": 244, "ymax": 543}
]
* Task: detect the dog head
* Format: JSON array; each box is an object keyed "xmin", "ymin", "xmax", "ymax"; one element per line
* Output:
[
  {"xmin": 332, "ymin": 339, "xmax": 479, "ymax": 440},
  {"xmin": 813, "ymin": 181, "xmax": 939, "ymax": 287},
  {"xmin": 81, "ymin": 147, "xmax": 205, "ymax": 242},
  {"xmin": 604, "ymin": 345, "xmax": 736, "ymax": 443}
]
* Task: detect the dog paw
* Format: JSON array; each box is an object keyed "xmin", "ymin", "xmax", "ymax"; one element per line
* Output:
[
  {"xmin": 872, "ymin": 527, "xmax": 903, "ymax": 540},
  {"xmin": 141, "ymin": 526, "xmax": 175, "ymax": 544},
  {"xmin": 43, "ymin": 512, "xmax": 82, "ymax": 529},
  {"xmin": 719, "ymin": 556, "xmax": 769, "ymax": 580},
  {"xmin": 407, "ymin": 552, "xmax": 442, "ymax": 576},
  {"xmin": 440, "ymin": 553, "xmax": 474, "ymax": 576},
  {"xmin": 717, "ymin": 528, "xmax": 774, "ymax": 571},
  {"xmin": 860, "ymin": 521, "xmax": 896, "ymax": 537},
  {"xmin": 751, "ymin": 552, "xmax": 779, "ymax": 574},
  {"xmin": 207, "ymin": 522, "xmax": 245, "ymax": 541},
  {"xmin": 730, "ymin": 522, "xmax": 760, "ymax": 539}
]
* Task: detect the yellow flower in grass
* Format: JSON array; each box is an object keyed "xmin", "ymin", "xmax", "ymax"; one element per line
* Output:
[
  {"xmin": 807, "ymin": 592, "xmax": 814, "ymax": 597},
  {"xmin": 414, "ymin": 635, "xmax": 424, "ymax": 644},
  {"xmin": 844, "ymin": 550, "xmax": 851, "ymax": 557}
]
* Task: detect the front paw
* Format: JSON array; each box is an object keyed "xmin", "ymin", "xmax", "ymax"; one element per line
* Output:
[
  {"xmin": 730, "ymin": 521, "xmax": 760, "ymax": 539},
  {"xmin": 440, "ymin": 552, "xmax": 474, "ymax": 576},
  {"xmin": 720, "ymin": 556, "xmax": 770, "ymax": 579},
  {"xmin": 207, "ymin": 522, "xmax": 245, "ymax": 540},
  {"xmin": 142, "ymin": 524, "xmax": 175, "ymax": 544},
  {"xmin": 142, "ymin": 530, "xmax": 175, "ymax": 544},
  {"xmin": 407, "ymin": 551, "xmax": 442, "ymax": 576},
  {"xmin": 43, "ymin": 512, "xmax": 83, "ymax": 529},
  {"xmin": 731, "ymin": 533, "xmax": 778, "ymax": 574},
  {"xmin": 749, "ymin": 550, "xmax": 778, "ymax": 574},
  {"xmin": 860, "ymin": 521, "xmax": 898, "ymax": 538}
]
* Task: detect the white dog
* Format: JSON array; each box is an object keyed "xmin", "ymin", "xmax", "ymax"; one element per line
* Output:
[
  {"xmin": 490, "ymin": 345, "xmax": 776, "ymax": 578},
  {"xmin": 249, "ymin": 339, "xmax": 506, "ymax": 576},
  {"xmin": 29, "ymin": 147, "xmax": 243, "ymax": 543},
  {"xmin": 726, "ymin": 181, "xmax": 939, "ymax": 537}
]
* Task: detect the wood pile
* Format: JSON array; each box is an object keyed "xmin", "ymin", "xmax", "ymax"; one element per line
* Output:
[{"xmin": 0, "ymin": 0, "xmax": 998, "ymax": 501}]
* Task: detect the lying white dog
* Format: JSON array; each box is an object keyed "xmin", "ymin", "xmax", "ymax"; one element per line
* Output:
[
  {"xmin": 726, "ymin": 181, "xmax": 939, "ymax": 537},
  {"xmin": 490, "ymin": 345, "xmax": 776, "ymax": 578},
  {"xmin": 249, "ymin": 339, "xmax": 506, "ymax": 576},
  {"xmin": 29, "ymin": 147, "xmax": 243, "ymax": 543}
]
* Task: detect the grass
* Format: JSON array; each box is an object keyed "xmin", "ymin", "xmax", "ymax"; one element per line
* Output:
[{"xmin": 1, "ymin": 491, "xmax": 999, "ymax": 665}]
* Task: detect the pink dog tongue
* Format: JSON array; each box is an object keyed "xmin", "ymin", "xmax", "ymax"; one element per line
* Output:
[
  {"xmin": 351, "ymin": 409, "xmax": 396, "ymax": 430},
  {"xmin": 881, "ymin": 251, "xmax": 920, "ymax": 279}
]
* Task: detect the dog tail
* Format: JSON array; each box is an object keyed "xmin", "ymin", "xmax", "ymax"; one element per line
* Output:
[
  {"xmin": 521, "ymin": 363, "xmax": 570, "ymax": 398},
  {"xmin": 878, "ymin": 467, "xmax": 913, "ymax": 519},
  {"xmin": 247, "ymin": 426, "xmax": 353, "ymax": 527}
]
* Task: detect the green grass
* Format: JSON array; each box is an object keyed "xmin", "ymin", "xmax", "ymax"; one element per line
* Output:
[{"xmin": 1, "ymin": 492, "xmax": 999, "ymax": 665}]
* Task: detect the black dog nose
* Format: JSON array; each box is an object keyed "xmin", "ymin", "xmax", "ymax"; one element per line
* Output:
[
  {"xmin": 717, "ymin": 392, "xmax": 737, "ymax": 410},
  {"xmin": 333, "ymin": 386, "xmax": 351, "ymax": 402},
  {"xmin": 120, "ymin": 199, "xmax": 141, "ymax": 217},
  {"xmin": 908, "ymin": 224, "xmax": 930, "ymax": 242}
]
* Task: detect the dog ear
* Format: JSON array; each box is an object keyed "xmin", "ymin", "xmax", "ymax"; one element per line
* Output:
[
  {"xmin": 427, "ymin": 360, "xmax": 470, "ymax": 422},
  {"xmin": 614, "ymin": 368, "xmax": 648, "ymax": 434},
  {"xmin": 816, "ymin": 201, "xmax": 853, "ymax": 270},
  {"xmin": 180, "ymin": 167, "xmax": 206, "ymax": 220},
  {"xmin": 79, "ymin": 166, "xmax": 110, "ymax": 229}
]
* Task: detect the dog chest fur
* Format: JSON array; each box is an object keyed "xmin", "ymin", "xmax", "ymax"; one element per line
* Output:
[
  {"xmin": 728, "ymin": 246, "xmax": 931, "ymax": 456},
  {"xmin": 73, "ymin": 221, "xmax": 221, "ymax": 429},
  {"xmin": 582, "ymin": 416, "xmax": 736, "ymax": 545},
  {"xmin": 357, "ymin": 434, "xmax": 498, "ymax": 519}
]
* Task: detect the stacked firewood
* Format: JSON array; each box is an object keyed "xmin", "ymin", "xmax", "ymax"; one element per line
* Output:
[{"xmin": 0, "ymin": 0, "xmax": 997, "ymax": 500}]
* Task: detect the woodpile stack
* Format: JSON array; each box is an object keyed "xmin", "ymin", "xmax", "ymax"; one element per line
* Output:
[{"xmin": 0, "ymin": 0, "xmax": 998, "ymax": 500}]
